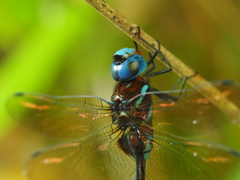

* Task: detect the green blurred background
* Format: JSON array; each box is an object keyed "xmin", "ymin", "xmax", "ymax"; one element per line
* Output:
[{"xmin": 1, "ymin": 0, "xmax": 240, "ymax": 179}]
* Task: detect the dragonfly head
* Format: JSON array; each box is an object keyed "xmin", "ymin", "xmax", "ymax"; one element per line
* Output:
[{"xmin": 111, "ymin": 48, "xmax": 147, "ymax": 81}]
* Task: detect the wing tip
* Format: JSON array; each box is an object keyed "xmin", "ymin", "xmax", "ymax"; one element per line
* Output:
[
  {"xmin": 14, "ymin": 92, "xmax": 24, "ymax": 97},
  {"xmin": 230, "ymin": 149, "xmax": 240, "ymax": 157},
  {"xmin": 221, "ymin": 80, "xmax": 234, "ymax": 86},
  {"xmin": 31, "ymin": 150, "xmax": 42, "ymax": 158}
]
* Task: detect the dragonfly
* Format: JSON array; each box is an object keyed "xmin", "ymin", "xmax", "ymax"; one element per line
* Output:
[{"xmin": 7, "ymin": 38, "xmax": 240, "ymax": 180}]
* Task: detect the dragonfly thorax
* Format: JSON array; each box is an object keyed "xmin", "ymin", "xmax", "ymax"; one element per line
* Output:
[{"xmin": 111, "ymin": 95, "xmax": 129, "ymax": 115}]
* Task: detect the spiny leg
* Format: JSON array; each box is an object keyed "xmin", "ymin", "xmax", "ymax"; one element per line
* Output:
[
  {"xmin": 134, "ymin": 26, "xmax": 172, "ymax": 77},
  {"xmin": 149, "ymin": 72, "xmax": 198, "ymax": 101}
]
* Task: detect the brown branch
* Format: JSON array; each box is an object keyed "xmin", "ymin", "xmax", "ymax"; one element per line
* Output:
[{"xmin": 84, "ymin": 0, "xmax": 240, "ymax": 125}]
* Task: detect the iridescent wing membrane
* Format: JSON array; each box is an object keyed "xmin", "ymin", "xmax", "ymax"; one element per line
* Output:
[
  {"xmin": 7, "ymin": 93, "xmax": 113, "ymax": 138},
  {"xmin": 7, "ymin": 80, "xmax": 240, "ymax": 180},
  {"xmin": 145, "ymin": 131, "xmax": 240, "ymax": 179},
  {"xmin": 25, "ymin": 127, "xmax": 137, "ymax": 180},
  {"xmin": 149, "ymin": 80, "xmax": 240, "ymax": 136}
]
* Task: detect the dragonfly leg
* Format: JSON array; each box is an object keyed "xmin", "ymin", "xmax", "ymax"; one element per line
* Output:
[
  {"xmin": 149, "ymin": 72, "xmax": 198, "ymax": 101},
  {"xmin": 143, "ymin": 57, "xmax": 155, "ymax": 76},
  {"xmin": 169, "ymin": 72, "xmax": 198, "ymax": 100},
  {"xmin": 135, "ymin": 26, "xmax": 172, "ymax": 77},
  {"xmin": 146, "ymin": 48, "xmax": 172, "ymax": 78}
]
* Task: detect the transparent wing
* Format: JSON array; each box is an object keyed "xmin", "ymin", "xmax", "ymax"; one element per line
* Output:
[
  {"xmin": 145, "ymin": 128, "xmax": 240, "ymax": 180},
  {"xmin": 7, "ymin": 92, "xmax": 113, "ymax": 138},
  {"xmin": 138, "ymin": 80, "xmax": 240, "ymax": 136},
  {"xmin": 25, "ymin": 125, "xmax": 137, "ymax": 180},
  {"xmin": 24, "ymin": 124, "xmax": 240, "ymax": 180}
]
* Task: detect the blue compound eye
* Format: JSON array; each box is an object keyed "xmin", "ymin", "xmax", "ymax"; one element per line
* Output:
[{"xmin": 111, "ymin": 53, "xmax": 147, "ymax": 81}]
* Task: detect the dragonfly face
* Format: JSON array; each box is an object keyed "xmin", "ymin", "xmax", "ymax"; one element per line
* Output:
[
  {"xmin": 7, "ymin": 45, "xmax": 240, "ymax": 179},
  {"xmin": 110, "ymin": 48, "xmax": 147, "ymax": 81}
]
